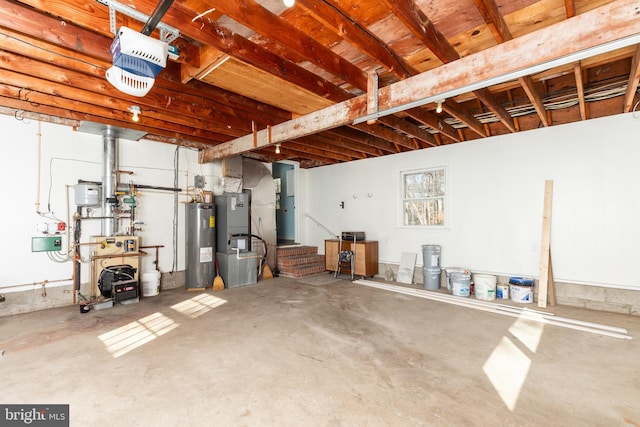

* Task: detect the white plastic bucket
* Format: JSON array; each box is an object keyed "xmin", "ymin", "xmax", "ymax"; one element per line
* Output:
[
  {"xmin": 444, "ymin": 267, "xmax": 468, "ymax": 292},
  {"xmin": 510, "ymin": 284, "xmax": 533, "ymax": 303},
  {"xmin": 474, "ymin": 274, "xmax": 496, "ymax": 301},
  {"xmin": 141, "ymin": 271, "xmax": 160, "ymax": 297},
  {"xmin": 496, "ymin": 284, "xmax": 510, "ymax": 300},
  {"xmin": 450, "ymin": 271, "xmax": 471, "ymax": 297}
]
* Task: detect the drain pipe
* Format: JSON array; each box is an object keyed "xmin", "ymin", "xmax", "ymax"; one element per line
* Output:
[{"xmin": 101, "ymin": 126, "xmax": 118, "ymax": 236}]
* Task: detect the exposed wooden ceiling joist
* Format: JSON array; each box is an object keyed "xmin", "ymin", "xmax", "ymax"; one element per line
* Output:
[
  {"xmin": 200, "ymin": 0, "xmax": 640, "ymax": 163},
  {"xmin": 1, "ymin": 0, "xmax": 638, "ymax": 168},
  {"xmin": 623, "ymin": 44, "xmax": 640, "ymax": 112},
  {"xmin": 574, "ymin": 62, "xmax": 588, "ymax": 121}
]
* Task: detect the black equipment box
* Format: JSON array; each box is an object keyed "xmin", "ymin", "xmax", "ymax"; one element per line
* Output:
[
  {"xmin": 341, "ymin": 231, "xmax": 365, "ymax": 241},
  {"xmin": 112, "ymin": 280, "xmax": 138, "ymax": 302}
]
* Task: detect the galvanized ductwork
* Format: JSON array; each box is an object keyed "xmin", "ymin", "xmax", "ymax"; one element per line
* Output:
[{"xmin": 101, "ymin": 126, "xmax": 118, "ymax": 236}]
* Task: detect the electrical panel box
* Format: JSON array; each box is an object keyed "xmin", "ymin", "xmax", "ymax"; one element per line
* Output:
[{"xmin": 32, "ymin": 236, "xmax": 63, "ymax": 252}]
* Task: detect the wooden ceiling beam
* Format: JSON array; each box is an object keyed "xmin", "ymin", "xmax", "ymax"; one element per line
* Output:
[
  {"xmin": 383, "ymin": 0, "xmax": 511, "ymax": 134},
  {"xmin": 574, "ymin": 62, "xmax": 587, "ymax": 120},
  {"xmin": 0, "ymin": 56, "xmax": 239, "ymax": 141},
  {"xmin": 350, "ymin": 123, "xmax": 416, "ymax": 151},
  {"xmin": 0, "ymin": 81, "xmax": 231, "ymax": 144},
  {"xmin": 508, "ymin": 90, "xmax": 520, "ymax": 131},
  {"xmin": 377, "ymin": 116, "xmax": 437, "ymax": 147},
  {"xmin": 162, "ymin": 4, "xmax": 351, "ymax": 102},
  {"xmin": 142, "ymin": 134, "xmax": 213, "ymax": 150},
  {"xmin": 0, "ymin": 51, "xmax": 249, "ymax": 137},
  {"xmin": 282, "ymin": 141, "xmax": 353, "ymax": 163},
  {"xmin": 0, "ymin": 0, "xmax": 111, "ymax": 63},
  {"xmin": 473, "ymin": 88, "xmax": 517, "ymax": 133},
  {"xmin": 265, "ymin": 143, "xmax": 348, "ymax": 164},
  {"xmin": 380, "ymin": 0, "xmax": 458, "ymax": 64},
  {"xmin": 404, "ymin": 108, "xmax": 460, "ymax": 142},
  {"xmin": 565, "ymin": 0, "xmax": 577, "ymax": 18},
  {"xmin": 322, "ymin": 129, "xmax": 390, "ymax": 156},
  {"xmin": 519, "ymin": 76, "xmax": 550, "ymax": 127},
  {"xmin": 181, "ymin": 44, "xmax": 227, "ymax": 83},
  {"xmin": 0, "ymin": 3, "xmax": 290, "ymax": 126},
  {"xmin": 200, "ymin": 0, "xmax": 640, "ymax": 162},
  {"xmin": 0, "ymin": 95, "xmax": 218, "ymax": 149},
  {"xmin": 17, "ymin": 0, "xmax": 352, "ymax": 104},
  {"xmin": 472, "ymin": 0, "xmax": 513, "ymax": 43},
  {"xmin": 441, "ymin": 100, "xmax": 487, "ymax": 137},
  {"xmin": 182, "ymin": 0, "xmax": 368, "ymax": 91},
  {"xmin": 623, "ymin": 44, "xmax": 640, "ymax": 113},
  {"xmin": 6, "ymin": 0, "xmax": 200, "ymax": 67},
  {"xmin": 296, "ymin": 0, "xmax": 415, "ymax": 80},
  {"xmin": 470, "ymin": 0, "xmax": 519, "ymax": 133},
  {"xmin": 293, "ymin": 135, "xmax": 367, "ymax": 160}
]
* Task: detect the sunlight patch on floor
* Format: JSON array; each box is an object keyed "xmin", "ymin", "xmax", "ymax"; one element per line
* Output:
[
  {"xmin": 170, "ymin": 293, "xmax": 227, "ymax": 318},
  {"xmin": 98, "ymin": 312, "xmax": 178, "ymax": 358},
  {"xmin": 483, "ymin": 311, "xmax": 545, "ymax": 411},
  {"xmin": 509, "ymin": 311, "xmax": 545, "ymax": 353}
]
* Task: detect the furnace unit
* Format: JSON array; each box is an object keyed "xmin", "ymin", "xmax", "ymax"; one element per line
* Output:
[
  {"xmin": 185, "ymin": 202, "xmax": 216, "ymax": 289},
  {"xmin": 92, "ymin": 235, "xmax": 141, "ymax": 303},
  {"xmin": 215, "ymin": 191, "xmax": 257, "ymax": 288}
]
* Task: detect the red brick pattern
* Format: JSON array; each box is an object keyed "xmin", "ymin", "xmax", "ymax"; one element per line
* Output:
[{"xmin": 277, "ymin": 246, "xmax": 326, "ymax": 278}]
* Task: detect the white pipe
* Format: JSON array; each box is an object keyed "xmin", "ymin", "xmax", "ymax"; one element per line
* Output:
[
  {"xmin": 356, "ymin": 280, "xmax": 629, "ymax": 334},
  {"xmin": 233, "ymin": 248, "xmax": 262, "ymax": 260},
  {"xmin": 34, "ymin": 121, "xmax": 42, "ymax": 213},
  {"xmin": 354, "ymin": 280, "xmax": 631, "ymax": 339}
]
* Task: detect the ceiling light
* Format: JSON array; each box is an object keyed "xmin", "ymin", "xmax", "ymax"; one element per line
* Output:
[
  {"xmin": 275, "ymin": 144, "xmax": 281, "ymax": 154},
  {"xmin": 283, "ymin": 0, "xmax": 295, "ymax": 7},
  {"xmin": 128, "ymin": 105, "xmax": 141, "ymax": 122},
  {"xmin": 436, "ymin": 100, "xmax": 443, "ymax": 114}
]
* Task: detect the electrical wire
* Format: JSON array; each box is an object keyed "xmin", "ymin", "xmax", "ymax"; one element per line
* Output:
[{"xmin": 435, "ymin": 75, "xmax": 638, "ymax": 130}]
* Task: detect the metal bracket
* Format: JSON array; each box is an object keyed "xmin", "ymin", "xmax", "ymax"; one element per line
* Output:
[{"xmin": 96, "ymin": 0, "xmax": 180, "ymax": 43}]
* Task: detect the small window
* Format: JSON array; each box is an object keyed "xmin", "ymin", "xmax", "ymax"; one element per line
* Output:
[{"xmin": 401, "ymin": 167, "xmax": 446, "ymax": 226}]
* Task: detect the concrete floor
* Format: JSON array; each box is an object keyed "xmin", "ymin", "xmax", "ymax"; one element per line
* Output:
[{"xmin": 1, "ymin": 275, "xmax": 639, "ymax": 426}]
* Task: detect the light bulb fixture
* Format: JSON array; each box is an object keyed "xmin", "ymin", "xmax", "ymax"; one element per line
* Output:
[
  {"xmin": 128, "ymin": 105, "xmax": 141, "ymax": 122},
  {"xmin": 275, "ymin": 144, "xmax": 281, "ymax": 154},
  {"xmin": 435, "ymin": 100, "xmax": 443, "ymax": 114},
  {"xmin": 283, "ymin": 0, "xmax": 295, "ymax": 7}
]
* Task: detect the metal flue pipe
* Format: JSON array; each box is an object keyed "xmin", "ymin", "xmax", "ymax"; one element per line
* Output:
[{"xmin": 101, "ymin": 126, "xmax": 118, "ymax": 236}]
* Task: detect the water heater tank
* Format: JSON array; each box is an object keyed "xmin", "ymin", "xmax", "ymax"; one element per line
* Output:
[
  {"xmin": 74, "ymin": 183, "xmax": 101, "ymax": 207},
  {"xmin": 185, "ymin": 203, "xmax": 216, "ymax": 289}
]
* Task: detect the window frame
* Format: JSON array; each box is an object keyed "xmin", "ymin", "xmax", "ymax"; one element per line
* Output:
[{"xmin": 399, "ymin": 166, "xmax": 448, "ymax": 228}]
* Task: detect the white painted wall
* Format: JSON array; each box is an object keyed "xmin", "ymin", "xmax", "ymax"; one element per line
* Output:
[
  {"xmin": 0, "ymin": 116, "xmax": 221, "ymax": 291},
  {"xmin": 2, "ymin": 112, "xmax": 639, "ymax": 294},
  {"xmin": 303, "ymin": 113, "xmax": 640, "ymax": 290}
]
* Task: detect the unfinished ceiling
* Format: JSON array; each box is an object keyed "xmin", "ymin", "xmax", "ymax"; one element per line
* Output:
[{"xmin": 1, "ymin": 0, "xmax": 639, "ymax": 168}]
